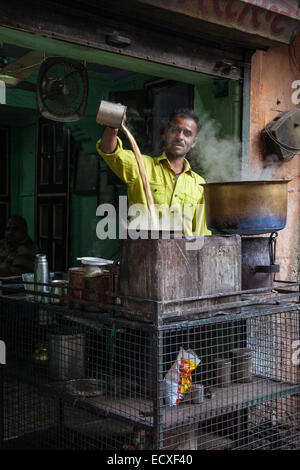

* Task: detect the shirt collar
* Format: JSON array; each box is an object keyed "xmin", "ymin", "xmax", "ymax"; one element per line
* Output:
[{"xmin": 156, "ymin": 152, "xmax": 192, "ymax": 173}]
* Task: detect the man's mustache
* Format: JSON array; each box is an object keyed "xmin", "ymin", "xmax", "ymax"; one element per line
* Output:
[{"xmin": 172, "ymin": 140, "xmax": 184, "ymax": 147}]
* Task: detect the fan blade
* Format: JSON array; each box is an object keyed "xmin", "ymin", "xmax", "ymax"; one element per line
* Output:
[{"xmin": 0, "ymin": 51, "xmax": 51, "ymax": 82}]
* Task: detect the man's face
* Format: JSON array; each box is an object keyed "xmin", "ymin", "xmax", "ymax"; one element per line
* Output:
[
  {"xmin": 163, "ymin": 115, "xmax": 198, "ymax": 160},
  {"xmin": 5, "ymin": 219, "xmax": 26, "ymax": 244}
]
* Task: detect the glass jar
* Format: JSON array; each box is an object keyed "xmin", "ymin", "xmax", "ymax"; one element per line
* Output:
[
  {"xmin": 215, "ymin": 358, "xmax": 232, "ymax": 387},
  {"xmin": 230, "ymin": 348, "xmax": 252, "ymax": 383}
]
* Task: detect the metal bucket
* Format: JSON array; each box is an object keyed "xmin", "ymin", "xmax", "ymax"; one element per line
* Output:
[
  {"xmin": 203, "ymin": 180, "xmax": 290, "ymax": 235},
  {"xmin": 48, "ymin": 332, "xmax": 85, "ymax": 381}
]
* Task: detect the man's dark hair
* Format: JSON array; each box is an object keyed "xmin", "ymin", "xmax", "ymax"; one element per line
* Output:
[{"xmin": 168, "ymin": 108, "xmax": 202, "ymax": 134}]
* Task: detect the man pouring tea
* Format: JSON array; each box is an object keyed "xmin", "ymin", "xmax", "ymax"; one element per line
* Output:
[{"xmin": 96, "ymin": 105, "xmax": 211, "ymax": 236}]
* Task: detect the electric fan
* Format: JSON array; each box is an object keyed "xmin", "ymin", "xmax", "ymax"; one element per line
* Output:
[{"xmin": 36, "ymin": 57, "xmax": 88, "ymax": 122}]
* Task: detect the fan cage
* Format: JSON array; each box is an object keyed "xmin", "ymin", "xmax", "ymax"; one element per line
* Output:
[{"xmin": 36, "ymin": 57, "xmax": 88, "ymax": 122}]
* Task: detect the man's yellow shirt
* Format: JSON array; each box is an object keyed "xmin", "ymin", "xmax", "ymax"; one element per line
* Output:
[{"xmin": 96, "ymin": 137, "xmax": 211, "ymax": 236}]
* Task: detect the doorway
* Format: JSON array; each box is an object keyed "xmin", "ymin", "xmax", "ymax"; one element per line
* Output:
[{"xmin": 36, "ymin": 118, "xmax": 71, "ymax": 272}]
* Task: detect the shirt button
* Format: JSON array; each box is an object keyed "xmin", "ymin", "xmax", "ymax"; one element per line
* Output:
[
  {"xmin": 173, "ymin": 177, "xmax": 176, "ymax": 181},
  {"xmin": 174, "ymin": 194, "xmax": 178, "ymax": 197}
]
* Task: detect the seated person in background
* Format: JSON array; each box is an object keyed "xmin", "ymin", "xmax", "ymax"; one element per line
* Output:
[{"xmin": 0, "ymin": 216, "xmax": 40, "ymax": 276}]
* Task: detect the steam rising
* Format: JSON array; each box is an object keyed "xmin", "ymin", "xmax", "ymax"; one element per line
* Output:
[
  {"xmin": 188, "ymin": 117, "xmax": 241, "ymax": 182},
  {"xmin": 123, "ymin": 111, "xmax": 280, "ymax": 182},
  {"xmin": 188, "ymin": 117, "xmax": 280, "ymax": 182}
]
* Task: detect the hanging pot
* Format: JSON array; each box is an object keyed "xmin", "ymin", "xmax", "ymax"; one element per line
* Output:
[{"xmin": 203, "ymin": 180, "xmax": 290, "ymax": 235}]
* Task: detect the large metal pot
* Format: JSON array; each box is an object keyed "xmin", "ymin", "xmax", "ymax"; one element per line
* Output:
[{"xmin": 203, "ymin": 180, "xmax": 290, "ymax": 235}]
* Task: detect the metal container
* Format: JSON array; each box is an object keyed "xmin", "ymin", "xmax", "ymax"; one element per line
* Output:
[
  {"xmin": 50, "ymin": 279, "xmax": 68, "ymax": 305},
  {"xmin": 241, "ymin": 234, "xmax": 279, "ymax": 290},
  {"xmin": 191, "ymin": 384, "xmax": 204, "ymax": 404},
  {"xmin": 84, "ymin": 273, "xmax": 113, "ymax": 312},
  {"xmin": 119, "ymin": 235, "xmax": 242, "ymax": 321},
  {"xmin": 48, "ymin": 332, "xmax": 85, "ymax": 381},
  {"xmin": 230, "ymin": 348, "xmax": 252, "ymax": 383},
  {"xmin": 203, "ymin": 180, "xmax": 290, "ymax": 235},
  {"xmin": 96, "ymin": 100, "xmax": 127, "ymax": 128},
  {"xmin": 34, "ymin": 254, "xmax": 49, "ymax": 303},
  {"xmin": 68, "ymin": 267, "xmax": 85, "ymax": 308},
  {"xmin": 214, "ymin": 358, "xmax": 231, "ymax": 387}
]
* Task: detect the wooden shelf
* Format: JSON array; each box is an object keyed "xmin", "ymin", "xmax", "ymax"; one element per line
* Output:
[
  {"xmin": 48, "ymin": 377, "xmax": 299, "ymax": 430},
  {"xmin": 161, "ymin": 378, "xmax": 299, "ymax": 429},
  {"xmin": 4, "ymin": 353, "xmax": 299, "ymax": 431}
]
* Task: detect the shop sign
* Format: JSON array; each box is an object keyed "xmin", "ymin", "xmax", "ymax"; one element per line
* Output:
[
  {"xmin": 239, "ymin": 0, "xmax": 299, "ymax": 20},
  {"xmin": 137, "ymin": 0, "xmax": 300, "ymax": 43}
]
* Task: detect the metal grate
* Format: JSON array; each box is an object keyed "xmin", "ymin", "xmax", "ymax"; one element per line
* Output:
[
  {"xmin": 157, "ymin": 311, "xmax": 300, "ymax": 450},
  {"xmin": 0, "ymin": 296, "xmax": 299, "ymax": 450}
]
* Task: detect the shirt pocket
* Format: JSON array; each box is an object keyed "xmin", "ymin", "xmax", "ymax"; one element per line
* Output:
[
  {"xmin": 149, "ymin": 182, "xmax": 167, "ymax": 206},
  {"xmin": 182, "ymin": 193, "xmax": 201, "ymax": 222},
  {"xmin": 184, "ymin": 193, "xmax": 200, "ymax": 208}
]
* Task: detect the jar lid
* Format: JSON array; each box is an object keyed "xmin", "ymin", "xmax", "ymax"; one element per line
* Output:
[
  {"xmin": 77, "ymin": 257, "xmax": 114, "ymax": 266},
  {"xmin": 215, "ymin": 358, "xmax": 231, "ymax": 364},
  {"xmin": 35, "ymin": 253, "xmax": 47, "ymax": 260},
  {"xmin": 230, "ymin": 348, "xmax": 252, "ymax": 356}
]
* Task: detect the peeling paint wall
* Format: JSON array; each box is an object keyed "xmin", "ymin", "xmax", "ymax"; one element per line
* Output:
[{"xmin": 249, "ymin": 35, "xmax": 300, "ymax": 280}]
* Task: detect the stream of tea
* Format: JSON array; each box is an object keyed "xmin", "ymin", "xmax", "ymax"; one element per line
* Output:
[{"xmin": 121, "ymin": 123, "xmax": 159, "ymax": 230}]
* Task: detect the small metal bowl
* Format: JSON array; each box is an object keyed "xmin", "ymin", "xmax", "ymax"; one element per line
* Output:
[{"xmin": 64, "ymin": 378, "xmax": 103, "ymax": 397}]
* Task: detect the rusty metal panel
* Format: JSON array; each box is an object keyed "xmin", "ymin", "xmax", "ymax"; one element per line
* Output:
[
  {"xmin": 119, "ymin": 235, "xmax": 242, "ymax": 320},
  {"xmin": 241, "ymin": 237, "xmax": 275, "ymax": 290}
]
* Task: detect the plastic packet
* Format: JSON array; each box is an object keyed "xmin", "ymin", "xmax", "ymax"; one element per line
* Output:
[{"xmin": 163, "ymin": 347, "xmax": 200, "ymax": 406}]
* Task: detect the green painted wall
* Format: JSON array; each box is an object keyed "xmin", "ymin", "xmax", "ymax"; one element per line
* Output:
[
  {"xmin": 11, "ymin": 123, "xmax": 36, "ymax": 240},
  {"xmin": 195, "ymin": 79, "xmax": 240, "ymax": 139},
  {"xmin": 0, "ymin": 107, "xmax": 37, "ymax": 240},
  {"xmin": 192, "ymin": 79, "xmax": 241, "ymax": 181},
  {"xmin": 0, "ymin": 25, "xmax": 241, "ymax": 268}
]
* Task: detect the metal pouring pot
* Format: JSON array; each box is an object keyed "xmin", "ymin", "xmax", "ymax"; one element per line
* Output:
[
  {"xmin": 96, "ymin": 100, "xmax": 127, "ymax": 128},
  {"xmin": 203, "ymin": 180, "xmax": 290, "ymax": 235}
]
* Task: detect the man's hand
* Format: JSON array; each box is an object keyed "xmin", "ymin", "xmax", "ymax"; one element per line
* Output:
[
  {"xmin": 99, "ymin": 102, "xmax": 126, "ymax": 154},
  {"xmin": 100, "ymin": 126, "xmax": 119, "ymax": 154}
]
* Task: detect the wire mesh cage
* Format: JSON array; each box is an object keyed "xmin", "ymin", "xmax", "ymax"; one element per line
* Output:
[
  {"xmin": 157, "ymin": 310, "xmax": 300, "ymax": 450},
  {"xmin": 0, "ymin": 296, "xmax": 299, "ymax": 450}
]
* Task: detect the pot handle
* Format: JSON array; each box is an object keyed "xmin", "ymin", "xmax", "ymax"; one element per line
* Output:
[{"xmin": 255, "ymin": 264, "xmax": 280, "ymax": 273}]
